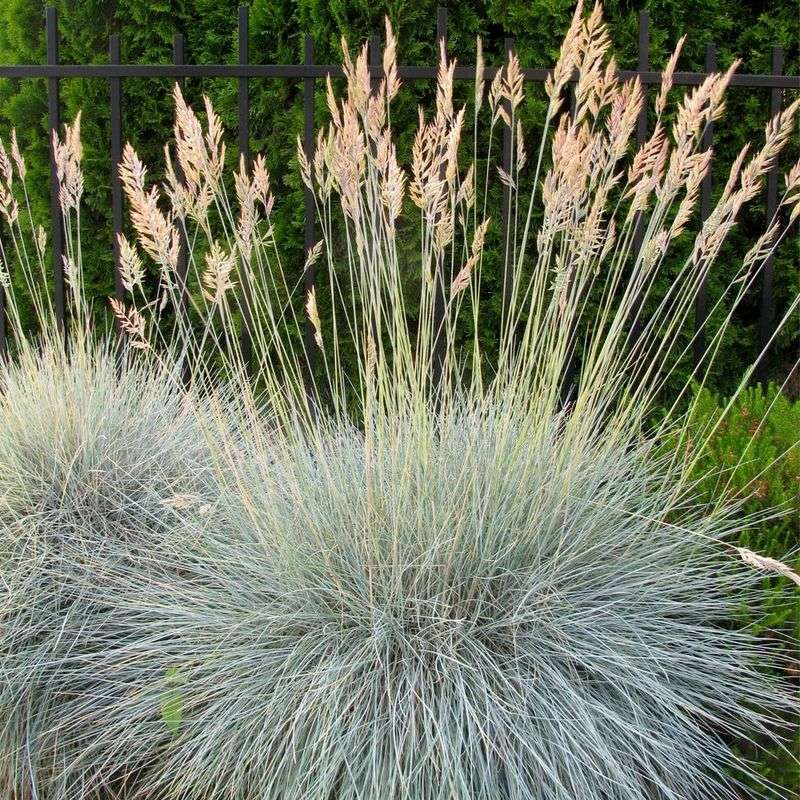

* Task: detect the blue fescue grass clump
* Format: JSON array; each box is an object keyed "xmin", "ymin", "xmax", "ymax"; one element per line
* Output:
[
  {"xmin": 0, "ymin": 339, "xmax": 215, "ymax": 798},
  {"xmin": 27, "ymin": 406, "xmax": 793, "ymax": 800}
]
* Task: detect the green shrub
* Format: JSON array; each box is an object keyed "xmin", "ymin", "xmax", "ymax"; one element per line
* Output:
[
  {"xmin": 681, "ymin": 382, "xmax": 800, "ymax": 791},
  {"xmin": 685, "ymin": 383, "xmax": 799, "ymax": 555}
]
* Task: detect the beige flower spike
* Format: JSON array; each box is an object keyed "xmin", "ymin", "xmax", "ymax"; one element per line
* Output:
[{"xmin": 737, "ymin": 547, "xmax": 800, "ymax": 587}]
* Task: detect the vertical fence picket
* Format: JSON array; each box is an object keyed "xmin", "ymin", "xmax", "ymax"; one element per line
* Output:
[
  {"xmin": 559, "ymin": 51, "xmax": 579, "ymax": 404},
  {"xmin": 693, "ymin": 42, "xmax": 716, "ymax": 367},
  {"xmin": 369, "ymin": 34, "xmax": 380, "ymax": 92},
  {"xmin": 568, "ymin": 72, "xmax": 577, "ymax": 119},
  {"xmin": 0, "ymin": 217, "xmax": 6, "ymax": 359},
  {"xmin": 238, "ymin": 6, "xmax": 253, "ymax": 370},
  {"xmin": 46, "ymin": 7, "xmax": 66, "ymax": 341},
  {"xmin": 303, "ymin": 35, "xmax": 317, "ymax": 377},
  {"xmin": 756, "ymin": 47, "xmax": 783, "ymax": 382},
  {"xmin": 431, "ymin": 7, "xmax": 447, "ymax": 388},
  {"xmin": 635, "ymin": 12, "xmax": 649, "ymax": 145},
  {"xmin": 238, "ymin": 8, "xmax": 250, "ymax": 171},
  {"xmin": 501, "ymin": 37, "xmax": 514, "ymax": 324},
  {"xmin": 110, "ymin": 34, "xmax": 124, "ymax": 302},
  {"xmin": 629, "ymin": 10, "xmax": 649, "ymax": 345},
  {"xmin": 172, "ymin": 34, "xmax": 189, "ymax": 324}
]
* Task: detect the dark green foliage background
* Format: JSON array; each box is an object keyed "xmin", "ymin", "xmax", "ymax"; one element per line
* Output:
[{"xmin": 0, "ymin": 0, "xmax": 797, "ymax": 393}]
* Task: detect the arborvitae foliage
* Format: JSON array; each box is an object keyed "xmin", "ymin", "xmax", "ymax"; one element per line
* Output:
[{"xmin": 0, "ymin": 0, "xmax": 797, "ymax": 390}]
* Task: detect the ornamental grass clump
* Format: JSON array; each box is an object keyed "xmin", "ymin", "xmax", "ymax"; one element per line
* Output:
[
  {"xmin": 0, "ymin": 335, "xmax": 219, "ymax": 799},
  {"xmin": 51, "ymin": 405, "xmax": 793, "ymax": 800},
  {"xmin": 0, "ymin": 190, "xmax": 217, "ymax": 794},
  {"xmin": 0, "ymin": 1, "xmax": 799, "ymax": 797}
]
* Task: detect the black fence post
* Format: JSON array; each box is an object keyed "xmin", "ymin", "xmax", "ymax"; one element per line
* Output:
[
  {"xmin": 172, "ymin": 33, "xmax": 190, "ymax": 324},
  {"xmin": 694, "ymin": 42, "xmax": 716, "ymax": 367},
  {"xmin": 501, "ymin": 36, "xmax": 514, "ymax": 325},
  {"xmin": 431, "ymin": 6, "xmax": 447, "ymax": 389},
  {"xmin": 110, "ymin": 33, "xmax": 124, "ymax": 302},
  {"xmin": 303, "ymin": 34, "xmax": 317, "ymax": 377},
  {"xmin": 46, "ymin": 6, "xmax": 66, "ymax": 342},
  {"xmin": 238, "ymin": 5, "xmax": 253, "ymax": 370},
  {"xmin": 756, "ymin": 46, "xmax": 784, "ymax": 383},
  {"xmin": 369, "ymin": 33, "xmax": 380, "ymax": 92}
]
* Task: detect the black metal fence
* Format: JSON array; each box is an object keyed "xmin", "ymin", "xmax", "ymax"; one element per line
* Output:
[{"xmin": 0, "ymin": 6, "xmax": 797, "ymax": 375}]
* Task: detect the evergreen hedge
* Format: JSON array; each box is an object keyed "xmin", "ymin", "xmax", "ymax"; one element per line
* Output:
[{"xmin": 0, "ymin": 0, "xmax": 797, "ymax": 390}]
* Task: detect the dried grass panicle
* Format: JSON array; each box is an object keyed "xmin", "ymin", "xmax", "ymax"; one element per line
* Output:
[
  {"xmin": 474, "ymin": 37, "xmax": 485, "ymax": 111},
  {"xmin": 234, "ymin": 156, "xmax": 257, "ymax": 256},
  {"xmin": 383, "ymin": 18, "xmax": 400, "ymax": 100},
  {"xmin": 488, "ymin": 67, "xmax": 504, "ymax": 117},
  {"xmin": 451, "ymin": 218, "xmax": 491, "ymax": 297},
  {"xmin": 172, "ymin": 85, "xmax": 226, "ymax": 188},
  {"xmin": 607, "ymin": 78, "xmax": 644, "ymax": 159},
  {"xmin": 515, "ymin": 120, "xmax": 527, "ymax": 171},
  {"xmin": 252, "ymin": 153, "xmax": 274, "ymax": 215},
  {"xmin": 52, "ymin": 112, "xmax": 84, "ymax": 214},
  {"xmin": 785, "ymin": 157, "xmax": 800, "ymax": 195},
  {"xmin": 544, "ymin": 0, "xmax": 585, "ymax": 109},
  {"xmin": 297, "ymin": 135, "xmax": 313, "ymax": 190},
  {"xmin": 435, "ymin": 40, "xmax": 456, "ymax": 123},
  {"xmin": 456, "ymin": 162, "xmax": 476, "ymax": 208},
  {"xmin": 671, "ymin": 149, "xmax": 712, "ymax": 238},
  {"xmin": 379, "ymin": 138, "xmax": 406, "ymax": 223},
  {"xmin": 109, "ymin": 297, "xmax": 149, "ymax": 349},
  {"xmin": 656, "ymin": 35, "xmax": 686, "ymax": 115},
  {"xmin": 62, "ymin": 254, "xmax": 77, "ymax": 289},
  {"xmin": 742, "ymin": 220, "xmax": 782, "ymax": 270},
  {"xmin": 305, "ymin": 284, "xmax": 323, "ymax": 349},
  {"xmin": 119, "ymin": 143, "xmax": 180, "ymax": 272},
  {"xmin": 118, "ymin": 233, "xmax": 145, "ymax": 293},
  {"xmin": 0, "ymin": 177, "xmax": 18, "ymax": 226},
  {"xmin": 0, "ymin": 138, "xmax": 13, "ymax": 186},
  {"xmin": 502, "ymin": 52, "xmax": 525, "ymax": 112},
  {"xmin": 737, "ymin": 548, "xmax": 800, "ymax": 586},
  {"xmin": 201, "ymin": 241, "xmax": 236, "ymax": 304},
  {"xmin": 784, "ymin": 157, "xmax": 800, "ymax": 223},
  {"xmin": 35, "ymin": 225, "xmax": 46, "ymax": 260},
  {"xmin": 9, "ymin": 129, "xmax": 25, "ymax": 180}
]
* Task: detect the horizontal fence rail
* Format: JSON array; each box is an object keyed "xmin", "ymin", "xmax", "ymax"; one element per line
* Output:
[
  {"xmin": 0, "ymin": 6, "xmax": 797, "ymax": 380},
  {"xmin": 0, "ymin": 64, "xmax": 798, "ymax": 88}
]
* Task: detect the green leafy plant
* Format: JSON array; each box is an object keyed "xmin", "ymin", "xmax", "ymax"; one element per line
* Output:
[
  {"xmin": 160, "ymin": 667, "xmax": 186, "ymax": 736},
  {"xmin": 679, "ymin": 383, "xmax": 800, "ymax": 792},
  {"xmin": 683, "ymin": 383, "xmax": 799, "ymax": 553}
]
